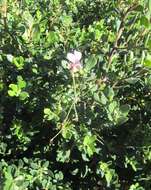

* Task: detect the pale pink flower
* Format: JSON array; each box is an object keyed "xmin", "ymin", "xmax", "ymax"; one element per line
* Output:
[{"xmin": 67, "ymin": 50, "xmax": 82, "ymax": 73}]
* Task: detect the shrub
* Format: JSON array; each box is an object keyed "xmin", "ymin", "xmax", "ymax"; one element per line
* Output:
[{"xmin": 0, "ymin": 0, "xmax": 151, "ymax": 189}]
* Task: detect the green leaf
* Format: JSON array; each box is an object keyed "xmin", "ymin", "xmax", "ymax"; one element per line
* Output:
[
  {"xmin": 105, "ymin": 171, "xmax": 113, "ymax": 187},
  {"xmin": 95, "ymin": 29, "xmax": 102, "ymax": 40},
  {"xmin": 47, "ymin": 31, "xmax": 59, "ymax": 45},
  {"xmin": 120, "ymin": 104, "xmax": 130, "ymax": 116},
  {"xmin": 104, "ymin": 87, "xmax": 114, "ymax": 101},
  {"xmin": 56, "ymin": 149, "xmax": 71, "ymax": 163},
  {"xmin": 17, "ymin": 76, "xmax": 26, "ymax": 89},
  {"xmin": 140, "ymin": 16, "xmax": 149, "ymax": 28},
  {"xmin": 129, "ymin": 183, "xmax": 145, "ymax": 190},
  {"xmin": 43, "ymin": 161, "xmax": 49, "ymax": 168},
  {"xmin": 100, "ymin": 92, "xmax": 108, "ymax": 105},
  {"xmin": 13, "ymin": 56, "xmax": 24, "ymax": 70},
  {"xmin": 125, "ymin": 77, "xmax": 139, "ymax": 84},
  {"xmin": 14, "ymin": 175, "xmax": 25, "ymax": 186},
  {"xmin": 32, "ymin": 23, "xmax": 40, "ymax": 41},
  {"xmin": 85, "ymin": 55, "xmax": 97, "ymax": 71},
  {"xmin": 144, "ymin": 55, "xmax": 151, "ymax": 68},
  {"xmin": 83, "ymin": 135, "xmax": 96, "ymax": 157},
  {"xmin": 108, "ymin": 101, "xmax": 117, "ymax": 113},
  {"xmin": 62, "ymin": 122, "xmax": 73, "ymax": 139},
  {"xmin": 23, "ymin": 10, "xmax": 34, "ymax": 27},
  {"xmin": 146, "ymin": 38, "xmax": 151, "ymax": 49},
  {"xmin": 61, "ymin": 15, "xmax": 73, "ymax": 26},
  {"xmin": 55, "ymin": 171, "xmax": 64, "ymax": 180},
  {"xmin": 116, "ymin": 116, "xmax": 128, "ymax": 125},
  {"xmin": 93, "ymin": 92, "xmax": 100, "ymax": 102},
  {"xmin": 44, "ymin": 108, "xmax": 51, "ymax": 115},
  {"xmin": 99, "ymin": 162, "xmax": 115, "ymax": 187},
  {"xmin": 30, "ymin": 162, "xmax": 38, "ymax": 169},
  {"xmin": 19, "ymin": 91, "xmax": 29, "ymax": 100},
  {"xmin": 9, "ymin": 84, "xmax": 18, "ymax": 92},
  {"xmin": 44, "ymin": 108, "xmax": 59, "ymax": 121},
  {"xmin": 23, "ymin": 157, "xmax": 28, "ymax": 164},
  {"xmin": 148, "ymin": 0, "xmax": 151, "ymax": 13},
  {"xmin": 8, "ymin": 90, "xmax": 16, "ymax": 97}
]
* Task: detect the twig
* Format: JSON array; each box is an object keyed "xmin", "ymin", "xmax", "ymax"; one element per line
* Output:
[
  {"xmin": 107, "ymin": 4, "xmax": 139, "ymax": 71},
  {"xmin": 111, "ymin": 68, "xmax": 149, "ymax": 89},
  {"xmin": 1, "ymin": 1, "xmax": 22, "ymax": 52}
]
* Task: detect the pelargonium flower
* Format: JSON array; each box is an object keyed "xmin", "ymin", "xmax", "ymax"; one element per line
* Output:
[{"xmin": 67, "ymin": 50, "xmax": 82, "ymax": 73}]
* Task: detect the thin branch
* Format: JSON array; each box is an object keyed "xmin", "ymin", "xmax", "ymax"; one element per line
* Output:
[
  {"xmin": 0, "ymin": 1, "xmax": 22, "ymax": 53},
  {"xmin": 111, "ymin": 68, "xmax": 149, "ymax": 89},
  {"xmin": 107, "ymin": 4, "xmax": 139, "ymax": 71}
]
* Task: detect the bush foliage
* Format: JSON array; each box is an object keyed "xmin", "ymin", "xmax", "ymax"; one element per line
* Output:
[{"xmin": 0, "ymin": 0, "xmax": 151, "ymax": 189}]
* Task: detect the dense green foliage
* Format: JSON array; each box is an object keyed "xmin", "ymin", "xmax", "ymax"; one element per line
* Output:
[{"xmin": 0, "ymin": 0, "xmax": 151, "ymax": 189}]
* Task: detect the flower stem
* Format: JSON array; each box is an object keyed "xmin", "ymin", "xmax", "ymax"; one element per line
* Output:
[
  {"xmin": 72, "ymin": 73, "xmax": 78, "ymax": 121},
  {"xmin": 49, "ymin": 102, "xmax": 74, "ymax": 144}
]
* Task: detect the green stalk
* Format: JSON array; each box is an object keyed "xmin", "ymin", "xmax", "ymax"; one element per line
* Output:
[{"xmin": 72, "ymin": 73, "xmax": 79, "ymax": 121}]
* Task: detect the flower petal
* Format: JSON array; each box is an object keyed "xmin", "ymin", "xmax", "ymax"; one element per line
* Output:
[
  {"xmin": 74, "ymin": 50, "xmax": 82, "ymax": 61},
  {"xmin": 67, "ymin": 53, "xmax": 76, "ymax": 64}
]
